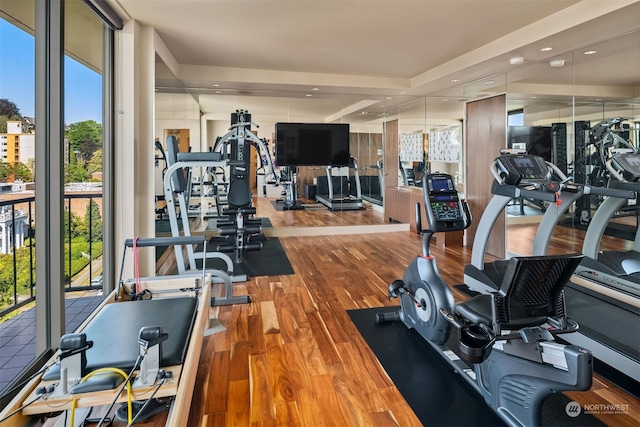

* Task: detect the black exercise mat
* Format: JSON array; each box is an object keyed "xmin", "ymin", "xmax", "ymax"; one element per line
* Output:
[
  {"xmin": 270, "ymin": 200, "xmax": 313, "ymax": 211},
  {"xmin": 560, "ymin": 217, "xmax": 637, "ymax": 242},
  {"xmin": 348, "ymin": 307, "xmax": 605, "ymax": 427},
  {"xmin": 200, "ymin": 236, "xmax": 293, "ymax": 277},
  {"xmin": 156, "ymin": 237, "xmax": 293, "ymax": 278}
]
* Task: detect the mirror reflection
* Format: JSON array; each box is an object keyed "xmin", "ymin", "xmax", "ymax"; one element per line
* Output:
[
  {"xmin": 504, "ymin": 31, "xmax": 639, "ymax": 259},
  {"xmin": 154, "ymin": 29, "xmax": 639, "ymax": 242}
]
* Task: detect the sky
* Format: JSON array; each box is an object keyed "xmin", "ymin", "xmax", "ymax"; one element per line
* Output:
[{"xmin": 0, "ymin": 18, "xmax": 103, "ymax": 124}]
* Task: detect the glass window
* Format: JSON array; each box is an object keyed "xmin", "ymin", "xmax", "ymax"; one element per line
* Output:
[
  {"xmin": 63, "ymin": 0, "xmax": 105, "ymax": 331},
  {"xmin": 0, "ymin": 0, "xmax": 37, "ymax": 395},
  {"xmin": 0, "ymin": 0, "xmax": 112, "ymax": 398}
]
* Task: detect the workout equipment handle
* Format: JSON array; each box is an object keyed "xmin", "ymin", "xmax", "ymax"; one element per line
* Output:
[
  {"xmin": 491, "ymin": 181, "xmax": 558, "ymax": 202},
  {"xmin": 123, "ymin": 236, "xmax": 205, "ymax": 248},
  {"xmin": 518, "ymin": 187, "xmax": 557, "ymax": 202},
  {"xmin": 583, "ymin": 185, "xmax": 636, "ymax": 200}
]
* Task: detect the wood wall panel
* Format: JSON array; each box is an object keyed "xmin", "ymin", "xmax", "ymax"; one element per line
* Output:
[
  {"xmin": 295, "ymin": 166, "xmax": 325, "ymax": 193},
  {"xmin": 351, "ymin": 132, "xmax": 383, "ymax": 177},
  {"xmin": 465, "ymin": 95, "xmax": 506, "ymax": 258},
  {"xmin": 385, "ymin": 187, "xmax": 412, "ymax": 225},
  {"xmin": 383, "ymin": 120, "xmax": 399, "ymax": 191}
]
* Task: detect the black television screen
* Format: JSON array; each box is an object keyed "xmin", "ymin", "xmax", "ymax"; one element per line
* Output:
[
  {"xmin": 275, "ymin": 123, "xmax": 350, "ymax": 166},
  {"xmin": 508, "ymin": 126, "xmax": 552, "ymax": 162}
]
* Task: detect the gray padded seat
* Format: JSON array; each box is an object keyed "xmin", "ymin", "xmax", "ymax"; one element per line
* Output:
[{"xmin": 456, "ymin": 254, "xmax": 584, "ymax": 333}]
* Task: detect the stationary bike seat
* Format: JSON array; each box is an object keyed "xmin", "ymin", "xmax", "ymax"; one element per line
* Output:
[{"xmin": 455, "ymin": 295, "xmax": 492, "ymax": 326}]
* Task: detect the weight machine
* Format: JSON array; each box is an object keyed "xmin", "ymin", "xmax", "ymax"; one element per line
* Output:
[{"xmin": 211, "ymin": 110, "xmax": 278, "ymax": 263}]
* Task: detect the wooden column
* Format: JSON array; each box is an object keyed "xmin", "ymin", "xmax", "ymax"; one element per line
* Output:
[{"xmin": 465, "ymin": 94, "xmax": 507, "ymax": 257}]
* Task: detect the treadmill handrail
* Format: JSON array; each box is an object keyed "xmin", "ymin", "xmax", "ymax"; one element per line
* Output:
[
  {"xmin": 582, "ymin": 184, "xmax": 636, "ymax": 200},
  {"xmin": 532, "ymin": 181, "xmax": 635, "ymax": 256},
  {"xmin": 490, "ymin": 180, "xmax": 558, "ymax": 202}
]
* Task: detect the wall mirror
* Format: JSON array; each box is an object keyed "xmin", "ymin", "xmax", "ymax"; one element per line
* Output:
[
  {"xmin": 154, "ymin": 28, "xmax": 639, "ymax": 239},
  {"xmin": 505, "ymin": 29, "xmax": 640, "ymax": 258},
  {"xmin": 154, "ymin": 54, "xmax": 202, "ymax": 235}
]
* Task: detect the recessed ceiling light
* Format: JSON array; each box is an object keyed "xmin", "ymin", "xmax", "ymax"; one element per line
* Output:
[
  {"xmin": 451, "ymin": 79, "xmax": 460, "ymax": 82},
  {"xmin": 306, "ymin": 94, "xmax": 312, "ymax": 97},
  {"xmin": 540, "ymin": 47, "xmax": 553, "ymax": 52},
  {"xmin": 212, "ymin": 83, "xmax": 221, "ymax": 87},
  {"xmin": 549, "ymin": 59, "xmax": 565, "ymax": 67},
  {"xmin": 485, "ymin": 80, "xmax": 495, "ymax": 84},
  {"xmin": 386, "ymin": 96, "xmax": 392, "ymax": 100},
  {"xmin": 530, "ymin": 96, "xmax": 537, "ymax": 99},
  {"xmin": 215, "ymin": 90, "xmax": 222, "ymax": 94},
  {"xmin": 312, "ymin": 87, "xmax": 319, "ymax": 91},
  {"xmin": 442, "ymin": 98, "xmax": 449, "ymax": 102},
  {"xmin": 584, "ymin": 50, "xmax": 597, "ymax": 55},
  {"xmin": 399, "ymin": 91, "xmax": 407, "ymax": 95},
  {"xmin": 509, "ymin": 57, "xmax": 525, "ymax": 65}
]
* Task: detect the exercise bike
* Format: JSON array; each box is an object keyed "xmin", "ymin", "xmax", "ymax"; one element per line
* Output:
[{"xmin": 377, "ymin": 173, "xmax": 593, "ymax": 427}]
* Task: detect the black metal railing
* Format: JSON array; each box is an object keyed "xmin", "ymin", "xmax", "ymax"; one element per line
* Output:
[{"xmin": 0, "ymin": 192, "xmax": 103, "ymax": 319}]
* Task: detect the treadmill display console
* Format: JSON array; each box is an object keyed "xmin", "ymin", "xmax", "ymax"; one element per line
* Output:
[
  {"xmin": 612, "ymin": 153, "xmax": 640, "ymax": 182},
  {"xmin": 427, "ymin": 175, "xmax": 461, "ymax": 221},
  {"xmin": 496, "ymin": 154, "xmax": 548, "ymax": 185}
]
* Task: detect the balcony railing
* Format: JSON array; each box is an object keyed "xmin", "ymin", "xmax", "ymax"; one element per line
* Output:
[{"xmin": 0, "ymin": 192, "xmax": 103, "ymax": 319}]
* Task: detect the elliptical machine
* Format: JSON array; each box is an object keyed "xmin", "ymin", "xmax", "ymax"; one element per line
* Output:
[{"xmin": 377, "ymin": 172, "xmax": 593, "ymax": 427}]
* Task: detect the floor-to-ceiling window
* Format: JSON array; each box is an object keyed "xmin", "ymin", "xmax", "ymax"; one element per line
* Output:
[
  {"xmin": 0, "ymin": 0, "xmax": 38, "ymax": 397},
  {"xmin": 62, "ymin": 0, "xmax": 105, "ymax": 330},
  {"xmin": 0, "ymin": 0, "xmax": 116, "ymax": 402}
]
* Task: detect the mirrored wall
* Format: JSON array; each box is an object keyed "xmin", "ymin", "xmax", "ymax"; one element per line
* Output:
[
  {"xmin": 154, "ymin": 28, "xmax": 639, "ymax": 234},
  {"xmin": 504, "ymin": 30, "xmax": 639, "ymax": 256}
]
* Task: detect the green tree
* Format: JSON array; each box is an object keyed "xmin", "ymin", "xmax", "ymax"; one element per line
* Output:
[
  {"xmin": 0, "ymin": 160, "xmax": 8, "ymax": 182},
  {"xmin": 8, "ymin": 162, "xmax": 34, "ymax": 182},
  {"xmin": 64, "ymin": 210, "xmax": 83, "ymax": 242},
  {"xmin": 66, "ymin": 120, "xmax": 102, "ymax": 161},
  {"xmin": 65, "ymin": 161, "xmax": 90, "ymax": 183},
  {"xmin": 0, "ymin": 99, "xmax": 21, "ymax": 117},
  {"xmin": 87, "ymin": 148, "xmax": 102, "ymax": 175},
  {"xmin": 0, "ymin": 260, "xmax": 11, "ymax": 308},
  {"xmin": 84, "ymin": 199, "xmax": 103, "ymax": 242},
  {"xmin": 0, "ymin": 116, "xmax": 8, "ymax": 134},
  {"xmin": 0, "ymin": 162, "xmax": 34, "ymax": 182},
  {"xmin": 0, "ymin": 99, "xmax": 22, "ymax": 133},
  {"xmin": 0, "ymin": 247, "xmax": 36, "ymax": 310}
]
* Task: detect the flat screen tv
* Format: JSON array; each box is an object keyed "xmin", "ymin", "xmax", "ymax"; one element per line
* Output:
[
  {"xmin": 508, "ymin": 126, "xmax": 552, "ymax": 162},
  {"xmin": 275, "ymin": 123, "xmax": 350, "ymax": 166}
]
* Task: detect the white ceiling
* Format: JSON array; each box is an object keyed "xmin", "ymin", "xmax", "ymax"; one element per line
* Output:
[{"xmin": 109, "ymin": 0, "xmax": 640, "ymax": 123}]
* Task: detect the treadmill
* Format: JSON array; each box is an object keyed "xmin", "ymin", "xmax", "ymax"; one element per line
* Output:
[
  {"xmin": 465, "ymin": 151, "xmax": 640, "ymax": 392},
  {"xmin": 316, "ymin": 156, "xmax": 364, "ymax": 211},
  {"xmin": 566, "ymin": 124, "xmax": 640, "ymax": 389},
  {"xmin": 464, "ymin": 151, "xmax": 632, "ymax": 295},
  {"xmin": 464, "ymin": 152, "xmax": 565, "ymax": 294},
  {"xmin": 575, "ymin": 148, "xmax": 640, "ymax": 296}
]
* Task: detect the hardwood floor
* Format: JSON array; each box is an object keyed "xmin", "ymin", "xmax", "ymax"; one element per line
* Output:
[
  {"xmin": 48, "ymin": 198, "xmax": 640, "ymax": 426},
  {"xmin": 184, "ymin": 199, "xmax": 639, "ymax": 426}
]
